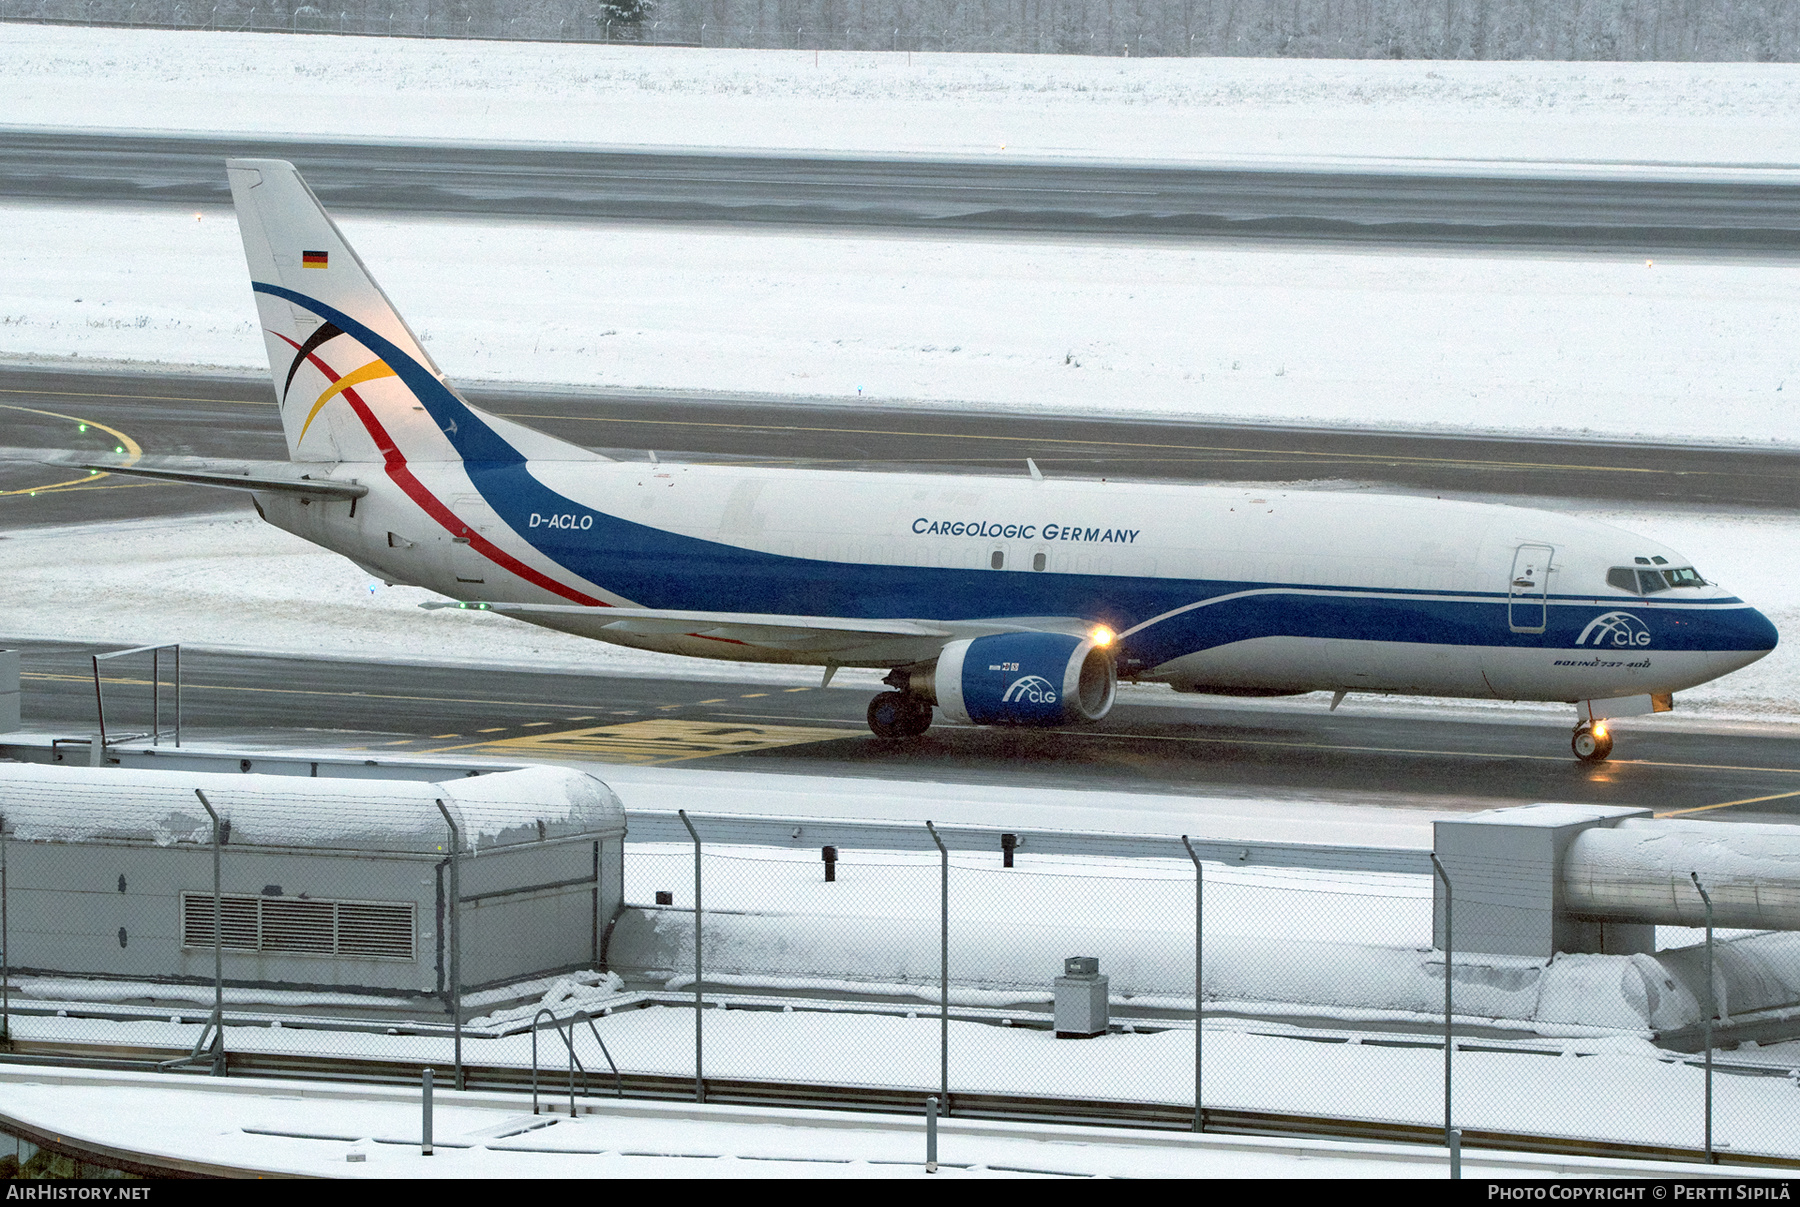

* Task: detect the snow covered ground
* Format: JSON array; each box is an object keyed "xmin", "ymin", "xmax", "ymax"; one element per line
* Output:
[
  {"xmin": 0, "ymin": 1007, "xmax": 1790, "ymax": 1161},
  {"xmin": 4, "ymin": 201, "xmax": 1799, "ymax": 443},
  {"xmin": 0, "ymin": 1067, "xmax": 1748, "ymax": 1178},
  {"xmin": 5, "ymin": 500, "xmax": 1794, "ymax": 723},
  {"xmin": 9, "ymin": 24, "xmax": 1800, "ymax": 169}
]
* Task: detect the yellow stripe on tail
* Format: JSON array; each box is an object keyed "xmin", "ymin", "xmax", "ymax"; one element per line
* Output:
[{"xmin": 297, "ymin": 360, "xmax": 399, "ymax": 444}]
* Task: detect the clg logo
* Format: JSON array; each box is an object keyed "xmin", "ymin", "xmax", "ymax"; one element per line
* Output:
[
  {"xmin": 1576, "ymin": 611, "xmax": 1652, "ymax": 648},
  {"xmin": 1001, "ymin": 675, "xmax": 1059, "ymax": 705}
]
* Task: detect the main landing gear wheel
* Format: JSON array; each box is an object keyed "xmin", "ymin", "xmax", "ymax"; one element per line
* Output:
[
  {"xmin": 1572, "ymin": 724, "xmax": 1614, "ymax": 763},
  {"xmin": 868, "ymin": 691, "xmax": 932, "ymax": 739}
]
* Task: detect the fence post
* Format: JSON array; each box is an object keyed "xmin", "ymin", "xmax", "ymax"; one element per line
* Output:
[
  {"xmin": 1691, "ymin": 871, "xmax": 1715, "ymax": 1163},
  {"xmin": 679, "ymin": 809, "xmax": 703, "ymax": 1104},
  {"xmin": 926, "ymin": 820, "xmax": 948, "ymax": 1111},
  {"xmin": 421, "ymin": 1067, "xmax": 433, "ymax": 1156},
  {"xmin": 193, "ymin": 789, "xmax": 225, "ymax": 1076},
  {"xmin": 1431, "ymin": 853, "xmax": 1454, "ymax": 1176},
  {"xmin": 434, "ymin": 800, "xmax": 463, "ymax": 1090},
  {"xmin": 1180, "ymin": 835, "xmax": 1203, "ymax": 1132},
  {"xmin": 1, "ymin": 812, "xmax": 9, "ymax": 1046}
]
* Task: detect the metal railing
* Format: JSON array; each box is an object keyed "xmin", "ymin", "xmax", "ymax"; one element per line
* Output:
[
  {"xmin": 529, "ymin": 1007, "xmax": 621, "ymax": 1117},
  {"xmin": 91, "ymin": 643, "xmax": 179, "ymax": 751}
]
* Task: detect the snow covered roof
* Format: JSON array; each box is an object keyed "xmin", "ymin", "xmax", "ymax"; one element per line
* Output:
[
  {"xmin": 0, "ymin": 763, "xmax": 624, "ymax": 855},
  {"xmin": 1454, "ymin": 803, "xmax": 1652, "ymax": 829}
]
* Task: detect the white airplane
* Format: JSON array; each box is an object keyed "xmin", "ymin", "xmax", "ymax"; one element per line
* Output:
[{"xmin": 73, "ymin": 159, "xmax": 1777, "ymax": 762}]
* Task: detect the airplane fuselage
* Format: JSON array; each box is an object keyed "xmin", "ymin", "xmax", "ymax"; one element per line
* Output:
[{"xmin": 256, "ymin": 456, "xmax": 1776, "ymax": 706}]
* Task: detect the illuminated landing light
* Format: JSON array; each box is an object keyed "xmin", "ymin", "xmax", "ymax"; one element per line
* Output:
[
  {"xmin": 1090, "ymin": 625, "xmax": 1115, "ymax": 647},
  {"xmin": 1594, "ymin": 721, "xmax": 1610, "ymax": 740}
]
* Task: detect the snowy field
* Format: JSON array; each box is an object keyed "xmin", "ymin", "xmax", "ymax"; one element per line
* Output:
[
  {"xmin": 5, "ymin": 502, "xmax": 1794, "ymax": 723},
  {"xmin": 9, "ymin": 25, "xmax": 1800, "ymax": 168},
  {"xmin": 4, "ymin": 202, "xmax": 1799, "ymax": 443}
]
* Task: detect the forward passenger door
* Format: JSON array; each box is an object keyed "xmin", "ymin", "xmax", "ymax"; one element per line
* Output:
[{"xmin": 1507, "ymin": 543, "xmax": 1554, "ymax": 634}]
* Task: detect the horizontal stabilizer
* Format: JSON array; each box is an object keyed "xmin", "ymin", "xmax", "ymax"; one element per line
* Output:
[{"xmin": 25, "ymin": 450, "xmax": 367, "ymax": 499}]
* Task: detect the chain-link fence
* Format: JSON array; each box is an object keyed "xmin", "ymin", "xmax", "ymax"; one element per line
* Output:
[
  {"xmin": 0, "ymin": 770, "xmax": 1791, "ymax": 1168},
  {"xmin": 6, "ymin": 0, "xmax": 1800, "ymax": 61}
]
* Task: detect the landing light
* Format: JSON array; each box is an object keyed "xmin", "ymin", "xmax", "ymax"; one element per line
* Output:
[
  {"xmin": 1090, "ymin": 625, "xmax": 1115, "ymax": 647},
  {"xmin": 1594, "ymin": 721, "xmax": 1610, "ymax": 739}
]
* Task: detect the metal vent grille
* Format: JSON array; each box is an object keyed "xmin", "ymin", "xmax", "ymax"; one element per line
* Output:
[{"xmin": 181, "ymin": 893, "xmax": 414, "ymax": 961}]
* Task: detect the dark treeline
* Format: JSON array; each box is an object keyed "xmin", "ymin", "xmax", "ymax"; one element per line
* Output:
[{"xmin": 7, "ymin": 0, "xmax": 1799, "ymax": 60}]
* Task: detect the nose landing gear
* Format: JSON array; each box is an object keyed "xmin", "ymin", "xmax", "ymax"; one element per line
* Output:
[
  {"xmin": 1572, "ymin": 721, "xmax": 1613, "ymax": 763},
  {"xmin": 868, "ymin": 691, "xmax": 933, "ymax": 739}
]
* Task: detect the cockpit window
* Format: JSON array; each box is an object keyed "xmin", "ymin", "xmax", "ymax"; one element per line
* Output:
[{"xmin": 1608, "ymin": 565, "xmax": 1705, "ymax": 594}]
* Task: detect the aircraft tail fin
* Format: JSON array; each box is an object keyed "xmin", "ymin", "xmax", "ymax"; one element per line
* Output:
[{"xmin": 228, "ymin": 158, "xmax": 603, "ymax": 467}]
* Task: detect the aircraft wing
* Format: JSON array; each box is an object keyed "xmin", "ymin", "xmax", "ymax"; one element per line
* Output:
[
  {"xmin": 14, "ymin": 450, "xmax": 368, "ymax": 500},
  {"xmin": 420, "ymin": 601, "xmax": 1094, "ymax": 661},
  {"xmin": 422, "ymin": 600, "xmax": 953, "ymax": 654}
]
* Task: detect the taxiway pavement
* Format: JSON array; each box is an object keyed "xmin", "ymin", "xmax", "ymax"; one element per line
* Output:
[
  {"xmin": 5, "ymin": 364, "xmax": 1797, "ymax": 531},
  {"xmin": 8, "ymin": 127, "xmax": 1800, "ymax": 256}
]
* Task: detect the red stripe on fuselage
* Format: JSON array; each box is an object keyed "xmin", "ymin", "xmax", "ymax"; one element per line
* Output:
[{"xmin": 272, "ymin": 333, "xmax": 605, "ymax": 608}]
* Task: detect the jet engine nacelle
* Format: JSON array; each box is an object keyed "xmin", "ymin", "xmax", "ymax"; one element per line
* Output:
[{"xmin": 935, "ymin": 632, "xmax": 1117, "ymax": 726}]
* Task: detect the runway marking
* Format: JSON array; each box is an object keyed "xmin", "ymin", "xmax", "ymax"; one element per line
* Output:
[
  {"xmin": 497, "ymin": 412, "xmax": 1720, "ymax": 478},
  {"xmin": 428, "ymin": 719, "xmax": 857, "ymax": 765},
  {"xmin": 22, "ymin": 673, "xmax": 1800, "ymax": 781},
  {"xmin": 1656, "ymin": 788, "xmax": 1800, "ymax": 818},
  {"xmin": 0, "ymin": 403, "xmax": 143, "ymax": 497}
]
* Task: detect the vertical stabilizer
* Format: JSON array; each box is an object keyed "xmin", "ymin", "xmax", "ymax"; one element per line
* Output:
[{"xmin": 227, "ymin": 157, "xmax": 461, "ymax": 464}]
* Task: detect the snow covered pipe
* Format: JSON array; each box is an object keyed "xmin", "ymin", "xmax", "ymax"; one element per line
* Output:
[{"xmin": 1563, "ymin": 818, "xmax": 1800, "ymax": 931}]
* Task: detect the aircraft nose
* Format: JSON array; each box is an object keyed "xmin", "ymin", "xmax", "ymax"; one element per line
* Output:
[
  {"xmin": 1707, "ymin": 605, "xmax": 1779, "ymax": 677},
  {"xmin": 1741, "ymin": 606, "xmax": 1780, "ymax": 652}
]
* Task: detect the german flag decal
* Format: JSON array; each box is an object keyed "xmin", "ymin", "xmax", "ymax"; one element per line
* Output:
[{"xmin": 301, "ymin": 250, "xmax": 329, "ymax": 269}]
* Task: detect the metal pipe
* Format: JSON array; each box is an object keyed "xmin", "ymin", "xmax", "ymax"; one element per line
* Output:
[
  {"xmin": 152, "ymin": 647, "xmax": 159, "ymax": 746},
  {"xmin": 580, "ymin": 1013, "xmax": 623, "ymax": 1098},
  {"xmin": 91, "ymin": 654, "xmax": 106, "ymax": 750},
  {"xmin": 1567, "ymin": 819, "xmax": 1800, "ymax": 929},
  {"xmin": 1181, "ymin": 835, "xmax": 1203, "ymax": 1133},
  {"xmin": 1692, "ymin": 871, "xmax": 1715, "ymax": 1164},
  {"xmin": 925, "ymin": 1094, "xmax": 938, "ymax": 1173},
  {"xmin": 926, "ymin": 820, "xmax": 948, "ymax": 1110},
  {"xmin": 422, "ymin": 1067, "xmax": 433, "ymax": 1155},
  {"xmin": 1432, "ymin": 852, "xmax": 1454, "ymax": 1174},
  {"xmin": 529, "ymin": 1007, "xmax": 556, "ymax": 1114},
  {"xmin": 194, "ymin": 789, "xmax": 224, "ymax": 1076},
  {"xmin": 174, "ymin": 644, "xmax": 181, "ymax": 747},
  {"xmin": 434, "ymin": 799, "xmax": 462, "ymax": 1090},
  {"xmin": 679, "ymin": 808, "xmax": 703, "ymax": 1103}
]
